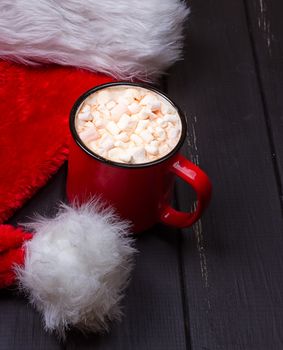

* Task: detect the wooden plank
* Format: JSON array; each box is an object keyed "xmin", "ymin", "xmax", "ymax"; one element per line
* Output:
[
  {"xmin": 66, "ymin": 227, "xmax": 187, "ymax": 350},
  {"xmin": 0, "ymin": 165, "xmax": 67, "ymax": 350},
  {"xmin": 244, "ymin": 0, "xmax": 283, "ymax": 206},
  {"xmin": 0, "ymin": 290, "xmax": 62, "ymax": 350},
  {"xmin": 167, "ymin": 0, "xmax": 283, "ymax": 349}
]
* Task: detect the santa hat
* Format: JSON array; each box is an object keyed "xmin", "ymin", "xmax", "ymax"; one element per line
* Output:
[{"xmin": 0, "ymin": 0, "xmax": 189, "ymax": 337}]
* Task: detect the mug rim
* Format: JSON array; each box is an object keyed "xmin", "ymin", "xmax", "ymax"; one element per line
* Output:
[{"xmin": 69, "ymin": 81, "xmax": 187, "ymax": 169}]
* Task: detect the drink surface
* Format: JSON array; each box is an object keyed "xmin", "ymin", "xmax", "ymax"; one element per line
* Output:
[{"xmin": 75, "ymin": 86, "xmax": 182, "ymax": 164}]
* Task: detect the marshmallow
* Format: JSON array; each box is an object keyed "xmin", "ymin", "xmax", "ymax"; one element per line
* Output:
[
  {"xmin": 114, "ymin": 140, "xmax": 128, "ymax": 148},
  {"xmin": 161, "ymin": 103, "xmax": 175, "ymax": 115},
  {"xmin": 137, "ymin": 109, "xmax": 149, "ymax": 120},
  {"xmin": 81, "ymin": 104, "xmax": 91, "ymax": 113},
  {"xmin": 106, "ymin": 101, "xmax": 116, "ymax": 110},
  {"xmin": 130, "ymin": 146, "xmax": 146, "ymax": 163},
  {"xmin": 88, "ymin": 141, "xmax": 98, "ymax": 152},
  {"xmin": 108, "ymin": 147, "xmax": 124, "ymax": 161},
  {"xmin": 154, "ymin": 127, "xmax": 166, "ymax": 141},
  {"xmin": 168, "ymin": 138, "xmax": 178, "ymax": 149},
  {"xmin": 76, "ymin": 118, "xmax": 85, "ymax": 126},
  {"xmin": 117, "ymin": 114, "xmax": 137, "ymax": 132},
  {"xmin": 137, "ymin": 108, "xmax": 156, "ymax": 120},
  {"xmin": 135, "ymin": 120, "xmax": 150, "ymax": 134},
  {"xmin": 98, "ymin": 105, "xmax": 111, "ymax": 118},
  {"xmin": 119, "ymin": 152, "xmax": 132, "ymax": 163},
  {"xmin": 124, "ymin": 88, "xmax": 141, "ymax": 101},
  {"xmin": 108, "ymin": 147, "xmax": 132, "ymax": 163},
  {"xmin": 79, "ymin": 128, "xmax": 99, "ymax": 143},
  {"xmin": 151, "ymin": 101, "xmax": 161, "ymax": 111},
  {"xmin": 167, "ymin": 127, "xmax": 180, "ymax": 140},
  {"xmin": 117, "ymin": 96, "xmax": 133, "ymax": 106},
  {"xmin": 140, "ymin": 94, "xmax": 155, "ymax": 106},
  {"xmin": 84, "ymin": 121, "xmax": 95, "ymax": 128},
  {"xmin": 111, "ymin": 103, "xmax": 128, "ymax": 121},
  {"xmin": 97, "ymin": 90, "xmax": 111, "ymax": 105},
  {"xmin": 94, "ymin": 117, "xmax": 106, "ymax": 129},
  {"xmin": 91, "ymin": 110, "xmax": 101, "ymax": 120},
  {"xmin": 78, "ymin": 111, "xmax": 92, "ymax": 121},
  {"xmin": 149, "ymin": 112, "xmax": 158, "ymax": 121},
  {"xmin": 98, "ymin": 128, "xmax": 107, "ymax": 136},
  {"xmin": 128, "ymin": 102, "xmax": 141, "ymax": 114},
  {"xmin": 140, "ymin": 95, "xmax": 161, "ymax": 111},
  {"xmin": 145, "ymin": 144, "xmax": 159, "ymax": 156},
  {"xmin": 99, "ymin": 134, "xmax": 115, "ymax": 151},
  {"xmin": 116, "ymin": 132, "xmax": 130, "ymax": 142},
  {"xmin": 76, "ymin": 126, "xmax": 84, "ymax": 132},
  {"xmin": 163, "ymin": 114, "xmax": 179, "ymax": 123},
  {"xmin": 106, "ymin": 121, "xmax": 121, "ymax": 135},
  {"xmin": 140, "ymin": 130, "xmax": 154, "ymax": 143},
  {"xmin": 167, "ymin": 122, "xmax": 175, "ymax": 129},
  {"xmin": 156, "ymin": 118, "xmax": 168, "ymax": 128},
  {"xmin": 148, "ymin": 154, "xmax": 156, "ymax": 161},
  {"xmin": 150, "ymin": 140, "xmax": 160, "ymax": 148},
  {"xmin": 159, "ymin": 144, "xmax": 170, "ymax": 155},
  {"xmin": 87, "ymin": 95, "xmax": 97, "ymax": 106},
  {"xmin": 128, "ymin": 141, "xmax": 136, "ymax": 149},
  {"xmin": 130, "ymin": 134, "xmax": 143, "ymax": 145}
]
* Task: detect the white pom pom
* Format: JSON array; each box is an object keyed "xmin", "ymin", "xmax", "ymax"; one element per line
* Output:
[{"xmin": 15, "ymin": 200, "xmax": 136, "ymax": 338}]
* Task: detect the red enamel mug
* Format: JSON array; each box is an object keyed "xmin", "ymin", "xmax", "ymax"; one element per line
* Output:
[{"xmin": 66, "ymin": 82, "xmax": 212, "ymax": 232}]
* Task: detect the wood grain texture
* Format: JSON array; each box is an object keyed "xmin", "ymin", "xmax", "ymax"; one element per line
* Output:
[
  {"xmin": 244, "ymin": 0, "xmax": 283, "ymax": 207},
  {"xmin": 168, "ymin": 0, "xmax": 283, "ymax": 349},
  {"xmin": 0, "ymin": 290, "xmax": 62, "ymax": 350}
]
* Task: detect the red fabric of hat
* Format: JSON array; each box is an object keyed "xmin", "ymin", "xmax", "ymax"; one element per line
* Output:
[{"xmin": 0, "ymin": 61, "xmax": 113, "ymax": 223}]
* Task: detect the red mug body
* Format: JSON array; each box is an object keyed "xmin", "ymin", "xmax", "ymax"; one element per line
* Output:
[
  {"xmin": 66, "ymin": 83, "xmax": 212, "ymax": 233},
  {"xmin": 67, "ymin": 138, "xmax": 177, "ymax": 232}
]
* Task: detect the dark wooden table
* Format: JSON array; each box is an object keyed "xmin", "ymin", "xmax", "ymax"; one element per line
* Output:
[{"xmin": 1, "ymin": 0, "xmax": 283, "ymax": 349}]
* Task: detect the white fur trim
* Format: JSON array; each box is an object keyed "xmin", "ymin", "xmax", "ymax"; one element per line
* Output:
[
  {"xmin": 15, "ymin": 201, "xmax": 136, "ymax": 337},
  {"xmin": 0, "ymin": 0, "xmax": 189, "ymax": 80}
]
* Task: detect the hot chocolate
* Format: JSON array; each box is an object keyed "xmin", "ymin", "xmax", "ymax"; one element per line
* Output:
[{"xmin": 75, "ymin": 86, "xmax": 182, "ymax": 164}]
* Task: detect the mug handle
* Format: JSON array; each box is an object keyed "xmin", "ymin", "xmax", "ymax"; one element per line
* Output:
[{"xmin": 160, "ymin": 154, "xmax": 212, "ymax": 228}]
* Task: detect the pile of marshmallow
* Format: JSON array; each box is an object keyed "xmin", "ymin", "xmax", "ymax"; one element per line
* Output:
[{"xmin": 75, "ymin": 86, "xmax": 182, "ymax": 164}]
